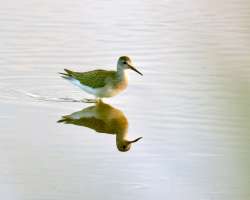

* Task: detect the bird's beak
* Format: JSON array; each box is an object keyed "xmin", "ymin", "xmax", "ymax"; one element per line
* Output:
[
  {"xmin": 128, "ymin": 64, "xmax": 143, "ymax": 76},
  {"xmin": 128, "ymin": 137, "xmax": 143, "ymax": 144}
]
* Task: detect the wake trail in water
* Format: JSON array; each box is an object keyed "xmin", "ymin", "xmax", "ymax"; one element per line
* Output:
[{"xmin": 23, "ymin": 91, "xmax": 83, "ymax": 103}]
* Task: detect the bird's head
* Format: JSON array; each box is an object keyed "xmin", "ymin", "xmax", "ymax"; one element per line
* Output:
[
  {"xmin": 117, "ymin": 137, "xmax": 143, "ymax": 152},
  {"xmin": 117, "ymin": 56, "xmax": 143, "ymax": 76}
]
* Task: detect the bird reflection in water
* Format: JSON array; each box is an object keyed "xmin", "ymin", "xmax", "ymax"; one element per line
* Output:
[{"xmin": 58, "ymin": 101, "xmax": 142, "ymax": 152}]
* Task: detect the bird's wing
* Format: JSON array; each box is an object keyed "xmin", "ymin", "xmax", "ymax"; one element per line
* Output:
[
  {"xmin": 62, "ymin": 69, "xmax": 116, "ymax": 88},
  {"xmin": 58, "ymin": 116, "xmax": 115, "ymax": 134}
]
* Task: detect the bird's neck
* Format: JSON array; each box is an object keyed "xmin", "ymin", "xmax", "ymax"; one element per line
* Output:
[
  {"xmin": 116, "ymin": 68, "xmax": 127, "ymax": 81},
  {"xmin": 116, "ymin": 127, "xmax": 128, "ymax": 140},
  {"xmin": 114, "ymin": 116, "xmax": 128, "ymax": 140}
]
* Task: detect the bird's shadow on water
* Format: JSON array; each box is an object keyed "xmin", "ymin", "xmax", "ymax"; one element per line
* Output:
[
  {"xmin": 25, "ymin": 92, "xmax": 143, "ymax": 151},
  {"xmin": 57, "ymin": 100, "xmax": 143, "ymax": 152}
]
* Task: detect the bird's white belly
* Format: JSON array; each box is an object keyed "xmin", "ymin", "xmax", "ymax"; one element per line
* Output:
[{"xmin": 69, "ymin": 78, "xmax": 125, "ymax": 98}]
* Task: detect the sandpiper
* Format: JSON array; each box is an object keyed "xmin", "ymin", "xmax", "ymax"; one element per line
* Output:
[
  {"xmin": 60, "ymin": 56, "xmax": 142, "ymax": 102},
  {"xmin": 58, "ymin": 101, "xmax": 142, "ymax": 152}
]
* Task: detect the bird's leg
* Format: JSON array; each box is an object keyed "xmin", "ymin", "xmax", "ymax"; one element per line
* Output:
[
  {"xmin": 80, "ymin": 98, "xmax": 97, "ymax": 103},
  {"xmin": 95, "ymin": 98, "xmax": 102, "ymax": 104},
  {"xmin": 80, "ymin": 97, "xmax": 103, "ymax": 104}
]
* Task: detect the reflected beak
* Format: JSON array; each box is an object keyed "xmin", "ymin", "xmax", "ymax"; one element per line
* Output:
[
  {"xmin": 128, "ymin": 64, "xmax": 143, "ymax": 76},
  {"xmin": 128, "ymin": 137, "xmax": 143, "ymax": 144}
]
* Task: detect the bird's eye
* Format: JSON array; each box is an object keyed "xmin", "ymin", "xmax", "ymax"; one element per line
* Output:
[{"xmin": 123, "ymin": 61, "xmax": 127, "ymax": 64}]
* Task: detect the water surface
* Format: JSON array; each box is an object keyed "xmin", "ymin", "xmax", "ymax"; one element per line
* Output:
[{"xmin": 0, "ymin": 0, "xmax": 250, "ymax": 199}]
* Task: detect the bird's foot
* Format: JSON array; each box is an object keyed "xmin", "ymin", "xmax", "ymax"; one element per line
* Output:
[{"xmin": 80, "ymin": 98, "xmax": 102, "ymax": 104}]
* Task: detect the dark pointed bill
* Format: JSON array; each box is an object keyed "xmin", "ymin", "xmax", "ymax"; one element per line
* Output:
[
  {"xmin": 128, "ymin": 64, "xmax": 143, "ymax": 76},
  {"xmin": 128, "ymin": 137, "xmax": 143, "ymax": 144}
]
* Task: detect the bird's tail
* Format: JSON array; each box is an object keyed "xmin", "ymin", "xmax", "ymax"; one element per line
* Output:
[
  {"xmin": 59, "ymin": 69, "xmax": 74, "ymax": 80},
  {"xmin": 57, "ymin": 116, "xmax": 67, "ymax": 123}
]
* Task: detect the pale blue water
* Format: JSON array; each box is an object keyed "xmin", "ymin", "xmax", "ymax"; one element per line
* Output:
[{"xmin": 0, "ymin": 0, "xmax": 250, "ymax": 199}]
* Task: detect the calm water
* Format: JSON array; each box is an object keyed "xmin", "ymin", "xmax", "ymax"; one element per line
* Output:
[{"xmin": 0, "ymin": 0, "xmax": 250, "ymax": 199}]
